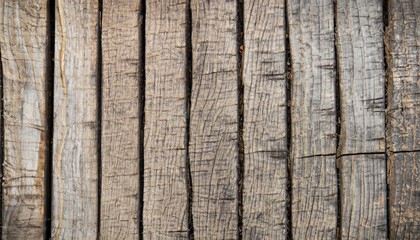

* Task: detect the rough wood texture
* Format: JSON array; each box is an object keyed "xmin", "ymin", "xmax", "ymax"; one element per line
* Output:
[
  {"xmin": 52, "ymin": 1, "xmax": 99, "ymax": 239},
  {"xmin": 387, "ymin": 0, "xmax": 420, "ymax": 238},
  {"xmin": 143, "ymin": 0, "xmax": 188, "ymax": 239},
  {"xmin": 190, "ymin": 0, "xmax": 238, "ymax": 238},
  {"xmin": 243, "ymin": 0, "xmax": 288, "ymax": 239},
  {"xmin": 100, "ymin": 1, "xmax": 140, "ymax": 238},
  {"xmin": 0, "ymin": 1, "xmax": 47, "ymax": 238},
  {"xmin": 336, "ymin": 0, "xmax": 388, "ymax": 238},
  {"xmin": 287, "ymin": 0, "xmax": 337, "ymax": 238}
]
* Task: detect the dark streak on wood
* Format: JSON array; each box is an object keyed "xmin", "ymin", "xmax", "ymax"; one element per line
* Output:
[{"xmin": 0, "ymin": 41, "xmax": 3, "ymax": 240}]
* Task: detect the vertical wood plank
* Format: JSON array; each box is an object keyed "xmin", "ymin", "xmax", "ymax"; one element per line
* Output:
[
  {"xmin": 100, "ymin": 0, "xmax": 140, "ymax": 238},
  {"xmin": 336, "ymin": 0, "xmax": 388, "ymax": 238},
  {"xmin": 287, "ymin": 0, "xmax": 338, "ymax": 238},
  {"xmin": 143, "ymin": 0, "xmax": 188, "ymax": 239},
  {"xmin": 0, "ymin": 1, "xmax": 47, "ymax": 238},
  {"xmin": 52, "ymin": 0, "xmax": 99, "ymax": 239},
  {"xmin": 387, "ymin": 0, "xmax": 420, "ymax": 238},
  {"xmin": 190, "ymin": 0, "xmax": 238, "ymax": 238},
  {"xmin": 243, "ymin": 0, "xmax": 288, "ymax": 239}
]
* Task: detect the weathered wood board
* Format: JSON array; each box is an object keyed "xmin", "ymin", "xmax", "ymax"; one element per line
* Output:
[
  {"xmin": 243, "ymin": 0, "xmax": 288, "ymax": 239},
  {"xmin": 0, "ymin": 1, "xmax": 47, "ymax": 238},
  {"xmin": 190, "ymin": 0, "xmax": 239, "ymax": 238},
  {"xmin": 100, "ymin": 1, "xmax": 140, "ymax": 238},
  {"xmin": 387, "ymin": 0, "xmax": 420, "ymax": 238},
  {"xmin": 143, "ymin": 0, "xmax": 189, "ymax": 238},
  {"xmin": 287, "ymin": 0, "xmax": 338, "ymax": 238},
  {"xmin": 52, "ymin": 0, "xmax": 99, "ymax": 239},
  {"xmin": 336, "ymin": 0, "xmax": 388, "ymax": 238}
]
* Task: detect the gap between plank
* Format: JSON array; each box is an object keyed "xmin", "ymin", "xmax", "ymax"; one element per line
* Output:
[
  {"xmin": 184, "ymin": 0, "xmax": 195, "ymax": 239},
  {"xmin": 0, "ymin": 44, "xmax": 4, "ymax": 240},
  {"xmin": 236, "ymin": 0, "xmax": 245, "ymax": 239},
  {"xmin": 138, "ymin": 0, "xmax": 146, "ymax": 238},
  {"xmin": 284, "ymin": 0, "xmax": 293, "ymax": 238},
  {"xmin": 44, "ymin": 0, "xmax": 55, "ymax": 238},
  {"xmin": 96, "ymin": 1, "xmax": 103, "ymax": 239}
]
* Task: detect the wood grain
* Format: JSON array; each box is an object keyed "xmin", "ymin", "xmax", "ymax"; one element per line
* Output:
[
  {"xmin": 0, "ymin": 1, "xmax": 47, "ymax": 238},
  {"xmin": 190, "ymin": 0, "xmax": 238, "ymax": 238},
  {"xmin": 100, "ymin": 1, "xmax": 140, "ymax": 238},
  {"xmin": 143, "ymin": 0, "xmax": 188, "ymax": 238},
  {"xmin": 387, "ymin": 0, "xmax": 420, "ymax": 238},
  {"xmin": 336, "ymin": 0, "xmax": 388, "ymax": 238},
  {"xmin": 52, "ymin": 0, "xmax": 99, "ymax": 239},
  {"xmin": 287, "ymin": 0, "xmax": 337, "ymax": 238},
  {"xmin": 242, "ymin": 0, "xmax": 288, "ymax": 239}
]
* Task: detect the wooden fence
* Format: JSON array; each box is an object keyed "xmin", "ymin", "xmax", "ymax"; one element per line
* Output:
[{"xmin": 0, "ymin": 0, "xmax": 419, "ymax": 239}]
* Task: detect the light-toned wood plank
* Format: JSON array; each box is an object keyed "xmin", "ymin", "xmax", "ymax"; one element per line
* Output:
[
  {"xmin": 143, "ymin": 0, "xmax": 188, "ymax": 239},
  {"xmin": 52, "ymin": 1, "xmax": 99, "ymax": 239},
  {"xmin": 190, "ymin": 0, "xmax": 238, "ymax": 238},
  {"xmin": 100, "ymin": 1, "xmax": 140, "ymax": 238},
  {"xmin": 287, "ymin": 0, "xmax": 337, "ymax": 238},
  {"xmin": 0, "ymin": 1, "xmax": 47, "ymax": 238},
  {"xmin": 243, "ymin": 0, "xmax": 288, "ymax": 238},
  {"xmin": 387, "ymin": 0, "xmax": 420, "ymax": 238},
  {"xmin": 336, "ymin": 0, "xmax": 388, "ymax": 238}
]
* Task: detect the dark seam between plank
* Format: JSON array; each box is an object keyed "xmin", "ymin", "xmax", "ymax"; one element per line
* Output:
[
  {"xmin": 236, "ymin": 0, "xmax": 245, "ymax": 239},
  {"xmin": 96, "ymin": 1, "xmax": 103, "ymax": 239},
  {"xmin": 284, "ymin": 0, "xmax": 293, "ymax": 238},
  {"xmin": 185, "ymin": 0, "xmax": 195, "ymax": 239},
  {"xmin": 44, "ymin": 0, "xmax": 55, "ymax": 238},
  {"xmin": 337, "ymin": 152, "xmax": 387, "ymax": 158},
  {"xmin": 0, "ymin": 41, "xmax": 4, "ymax": 240},
  {"xmin": 138, "ymin": 0, "xmax": 146, "ymax": 239}
]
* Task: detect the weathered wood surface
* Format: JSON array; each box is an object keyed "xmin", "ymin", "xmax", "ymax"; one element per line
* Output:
[
  {"xmin": 287, "ymin": 0, "xmax": 338, "ymax": 238},
  {"xmin": 143, "ymin": 0, "xmax": 188, "ymax": 238},
  {"xmin": 0, "ymin": 1, "xmax": 47, "ymax": 238},
  {"xmin": 242, "ymin": 0, "xmax": 288, "ymax": 239},
  {"xmin": 190, "ymin": 0, "xmax": 239, "ymax": 238},
  {"xmin": 100, "ymin": 1, "xmax": 140, "ymax": 238},
  {"xmin": 387, "ymin": 0, "xmax": 420, "ymax": 238},
  {"xmin": 336, "ymin": 0, "xmax": 388, "ymax": 238},
  {"xmin": 52, "ymin": 0, "xmax": 99, "ymax": 239}
]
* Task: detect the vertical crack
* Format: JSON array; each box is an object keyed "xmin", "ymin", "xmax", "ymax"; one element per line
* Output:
[
  {"xmin": 138, "ymin": 0, "xmax": 146, "ymax": 239},
  {"xmin": 185, "ymin": 0, "xmax": 195, "ymax": 239},
  {"xmin": 0, "ymin": 46, "xmax": 4, "ymax": 240},
  {"xmin": 96, "ymin": 1, "xmax": 103, "ymax": 239},
  {"xmin": 44, "ymin": 0, "xmax": 55, "ymax": 239},
  {"xmin": 236, "ymin": 0, "xmax": 244, "ymax": 239},
  {"xmin": 284, "ymin": 0, "xmax": 293, "ymax": 239}
]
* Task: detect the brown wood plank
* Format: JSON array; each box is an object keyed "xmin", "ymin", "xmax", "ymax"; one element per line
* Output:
[
  {"xmin": 190, "ymin": 0, "xmax": 238, "ymax": 238},
  {"xmin": 143, "ymin": 0, "xmax": 188, "ymax": 238},
  {"xmin": 387, "ymin": 0, "xmax": 420, "ymax": 238},
  {"xmin": 100, "ymin": 1, "xmax": 140, "ymax": 238},
  {"xmin": 242, "ymin": 0, "xmax": 288, "ymax": 239},
  {"xmin": 287, "ymin": 0, "xmax": 338, "ymax": 238},
  {"xmin": 52, "ymin": 1, "xmax": 99, "ymax": 239},
  {"xmin": 0, "ymin": 1, "xmax": 47, "ymax": 238},
  {"xmin": 336, "ymin": 0, "xmax": 388, "ymax": 238}
]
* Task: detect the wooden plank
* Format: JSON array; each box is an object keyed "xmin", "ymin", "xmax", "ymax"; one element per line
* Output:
[
  {"xmin": 0, "ymin": 1, "xmax": 47, "ymax": 238},
  {"xmin": 387, "ymin": 0, "xmax": 420, "ymax": 238},
  {"xmin": 286, "ymin": 0, "xmax": 338, "ymax": 238},
  {"xmin": 190, "ymin": 0, "xmax": 238, "ymax": 238},
  {"xmin": 52, "ymin": 1, "xmax": 99, "ymax": 239},
  {"xmin": 336, "ymin": 0, "xmax": 388, "ymax": 238},
  {"xmin": 143, "ymin": 0, "xmax": 188, "ymax": 238},
  {"xmin": 100, "ymin": 1, "xmax": 140, "ymax": 238},
  {"xmin": 242, "ymin": 0, "xmax": 288, "ymax": 239}
]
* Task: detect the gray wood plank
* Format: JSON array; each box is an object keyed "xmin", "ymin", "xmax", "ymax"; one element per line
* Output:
[
  {"xmin": 387, "ymin": 0, "xmax": 420, "ymax": 238},
  {"xmin": 190, "ymin": 0, "xmax": 239, "ymax": 238},
  {"xmin": 52, "ymin": 1, "xmax": 99, "ymax": 239},
  {"xmin": 336, "ymin": 0, "xmax": 388, "ymax": 238},
  {"xmin": 243, "ymin": 0, "xmax": 288, "ymax": 239},
  {"xmin": 143, "ymin": 0, "xmax": 188, "ymax": 239},
  {"xmin": 286, "ymin": 0, "xmax": 338, "ymax": 238},
  {"xmin": 100, "ymin": 1, "xmax": 140, "ymax": 238},
  {"xmin": 0, "ymin": 1, "xmax": 47, "ymax": 238}
]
